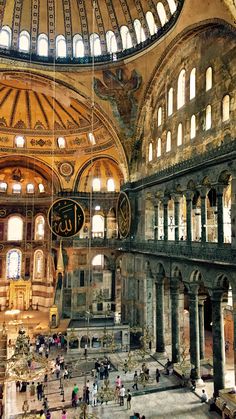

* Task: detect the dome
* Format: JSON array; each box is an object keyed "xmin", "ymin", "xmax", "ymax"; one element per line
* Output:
[{"xmin": 0, "ymin": 0, "xmax": 183, "ymax": 64}]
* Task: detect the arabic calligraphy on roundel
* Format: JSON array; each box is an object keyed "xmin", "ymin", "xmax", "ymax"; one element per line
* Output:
[{"xmin": 50, "ymin": 200, "xmax": 84, "ymax": 237}]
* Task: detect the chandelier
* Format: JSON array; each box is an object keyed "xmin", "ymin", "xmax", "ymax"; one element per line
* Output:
[{"xmin": 6, "ymin": 328, "xmax": 53, "ymax": 382}]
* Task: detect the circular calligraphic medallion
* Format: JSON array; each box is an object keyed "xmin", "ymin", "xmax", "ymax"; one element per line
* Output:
[
  {"xmin": 117, "ymin": 191, "xmax": 131, "ymax": 239},
  {"xmin": 59, "ymin": 162, "xmax": 74, "ymax": 177},
  {"xmin": 48, "ymin": 199, "xmax": 84, "ymax": 238}
]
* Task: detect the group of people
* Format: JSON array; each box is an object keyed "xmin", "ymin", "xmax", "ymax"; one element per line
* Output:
[{"xmin": 94, "ymin": 357, "xmax": 111, "ymax": 380}]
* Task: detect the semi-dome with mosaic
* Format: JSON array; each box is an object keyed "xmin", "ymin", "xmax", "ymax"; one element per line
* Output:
[{"xmin": 0, "ymin": 0, "xmax": 183, "ymax": 64}]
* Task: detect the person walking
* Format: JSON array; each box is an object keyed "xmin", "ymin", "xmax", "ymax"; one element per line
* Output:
[
  {"xmin": 127, "ymin": 389, "xmax": 132, "ymax": 409},
  {"xmin": 61, "ymin": 410, "xmax": 67, "ymax": 419},
  {"xmin": 200, "ymin": 389, "xmax": 208, "ymax": 403},
  {"xmin": 92, "ymin": 383, "xmax": 97, "ymax": 406},
  {"xmin": 132, "ymin": 371, "xmax": 139, "ymax": 390},
  {"xmin": 156, "ymin": 368, "xmax": 160, "ymax": 383},
  {"xmin": 119, "ymin": 384, "xmax": 125, "ymax": 406},
  {"xmin": 37, "ymin": 382, "xmax": 43, "ymax": 401},
  {"xmin": 46, "ymin": 410, "xmax": 51, "ymax": 419}
]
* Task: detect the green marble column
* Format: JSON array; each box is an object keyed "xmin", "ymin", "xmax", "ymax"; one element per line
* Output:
[
  {"xmin": 156, "ymin": 277, "xmax": 165, "ymax": 352},
  {"xmin": 198, "ymin": 296, "xmax": 206, "ymax": 360},
  {"xmin": 163, "ymin": 198, "xmax": 168, "ymax": 241},
  {"xmin": 200, "ymin": 190, "xmax": 207, "ymax": 243},
  {"xmin": 174, "ymin": 196, "xmax": 180, "ymax": 242},
  {"xmin": 171, "ymin": 281, "xmax": 180, "ymax": 363},
  {"xmin": 189, "ymin": 286, "xmax": 200, "ymax": 379},
  {"xmin": 212, "ymin": 290, "xmax": 225, "ymax": 395},
  {"xmin": 186, "ymin": 197, "xmax": 192, "ymax": 242},
  {"xmin": 154, "ymin": 203, "xmax": 159, "ymax": 242},
  {"xmin": 217, "ymin": 186, "xmax": 224, "ymax": 245}
]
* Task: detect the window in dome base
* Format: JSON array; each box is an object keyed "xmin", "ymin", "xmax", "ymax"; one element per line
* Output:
[
  {"xmin": 88, "ymin": 132, "xmax": 96, "ymax": 145},
  {"xmin": 38, "ymin": 183, "xmax": 45, "ymax": 193},
  {"xmin": 15, "ymin": 135, "xmax": 25, "ymax": 148},
  {"xmin": 106, "ymin": 31, "xmax": 118, "ymax": 54},
  {"xmin": 12, "ymin": 184, "xmax": 21, "ymax": 194},
  {"xmin": 0, "ymin": 182, "xmax": 7, "ymax": 192},
  {"xmin": 57, "ymin": 137, "xmax": 66, "ymax": 149},
  {"xmin": 19, "ymin": 31, "xmax": 30, "ymax": 52},
  {"xmin": 0, "ymin": 26, "xmax": 11, "ymax": 49},
  {"xmin": 27, "ymin": 183, "xmax": 34, "ymax": 193},
  {"xmin": 37, "ymin": 33, "xmax": 48, "ymax": 57}
]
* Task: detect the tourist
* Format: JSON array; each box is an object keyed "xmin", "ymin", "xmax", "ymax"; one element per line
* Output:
[
  {"xmin": 37, "ymin": 382, "xmax": 43, "ymax": 401},
  {"xmin": 156, "ymin": 368, "xmax": 160, "ymax": 383},
  {"xmin": 39, "ymin": 410, "xmax": 46, "ymax": 419},
  {"xmin": 30, "ymin": 382, "xmax": 36, "ymax": 397},
  {"xmin": 95, "ymin": 358, "xmax": 100, "ymax": 372},
  {"xmin": 119, "ymin": 384, "xmax": 125, "ymax": 406},
  {"xmin": 124, "ymin": 359, "xmax": 128, "ymax": 374},
  {"xmin": 100, "ymin": 363, "xmax": 104, "ymax": 380},
  {"xmin": 127, "ymin": 389, "xmax": 132, "ymax": 409},
  {"xmin": 16, "ymin": 381, "xmax": 21, "ymax": 391},
  {"xmin": 115, "ymin": 375, "xmax": 121, "ymax": 388},
  {"xmin": 61, "ymin": 409, "xmax": 67, "ymax": 419},
  {"xmin": 43, "ymin": 397, "xmax": 49, "ymax": 411},
  {"xmin": 71, "ymin": 389, "xmax": 77, "ymax": 408},
  {"xmin": 59, "ymin": 354, "xmax": 64, "ymax": 370},
  {"xmin": 46, "ymin": 410, "xmax": 51, "ymax": 419},
  {"xmin": 132, "ymin": 371, "xmax": 139, "ymax": 390},
  {"xmin": 200, "ymin": 389, "xmax": 208, "ymax": 403},
  {"xmin": 85, "ymin": 386, "xmax": 90, "ymax": 405},
  {"xmin": 20, "ymin": 382, "xmax": 27, "ymax": 392},
  {"xmin": 92, "ymin": 383, "xmax": 97, "ymax": 406},
  {"xmin": 115, "ymin": 386, "xmax": 120, "ymax": 404},
  {"xmin": 55, "ymin": 363, "xmax": 60, "ymax": 379},
  {"xmin": 64, "ymin": 367, "xmax": 69, "ymax": 379}
]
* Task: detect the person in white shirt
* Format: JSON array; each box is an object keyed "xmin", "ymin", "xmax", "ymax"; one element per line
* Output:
[
  {"xmin": 119, "ymin": 385, "xmax": 125, "ymax": 406},
  {"xmin": 200, "ymin": 389, "xmax": 208, "ymax": 403},
  {"xmin": 92, "ymin": 383, "xmax": 97, "ymax": 406}
]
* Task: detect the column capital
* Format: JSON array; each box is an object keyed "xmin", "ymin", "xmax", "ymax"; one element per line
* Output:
[
  {"xmin": 198, "ymin": 186, "xmax": 210, "ymax": 198},
  {"xmin": 171, "ymin": 193, "xmax": 182, "ymax": 203},
  {"xmin": 209, "ymin": 288, "xmax": 225, "ymax": 301},
  {"xmin": 185, "ymin": 190, "xmax": 194, "ymax": 201},
  {"xmin": 216, "ymin": 183, "xmax": 225, "ymax": 196},
  {"xmin": 188, "ymin": 283, "xmax": 199, "ymax": 295},
  {"xmin": 162, "ymin": 196, "xmax": 169, "ymax": 206},
  {"xmin": 155, "ymin": 274, "xmax": 165, "ymax": 284},
  {"xmin": 170, "ymin": 278, "xmax": 180, "ymax": 292},
  {"xmin": 198, "ymin": 295, "xmax": 207, "ymax": 305}
]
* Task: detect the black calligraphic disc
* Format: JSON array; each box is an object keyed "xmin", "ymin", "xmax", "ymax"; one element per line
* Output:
[
  {"xmin": 48, "ymin": 199, "xmax": 85, "ymax": 238},
  {"xmin": 117, "ymin": 191, "xmax": 131, "ymax": 239}
]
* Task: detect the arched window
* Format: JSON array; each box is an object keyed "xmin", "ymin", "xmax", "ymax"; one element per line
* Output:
[
  {"xmin": 38, "ymin": 183, "xmax": 45, "ymax": 193},
  {"xmin": 206, "ymin": 105, "xmax": 211, "ymax": 130},
  {"xmin": 168, "ymin": 87, "xmax": 173, "ymax": 116},
  {"xmin": 7, "ymin": 249, "xmax": 22, "ymax": 279},
  {"xmin": 57, "ymin": 137, "xmax": 66, "ymax": 148},
  {"xmin": 0, "ymin": 26, "xmax": 11, "ymax": 48},
  {"xmin": 157, "ymin": 3, "xmax": 168, "ymax": 26},
  {"xmin": 177, "ymin": 69, "xmax": 185, "ymax": 109},
  {"xmin": 0, "ymin": 182, "xmax": 7, "ymax": 192},
  {"xmin": 92, "ymin": 254, "xmax": 104, "ymax": 267},
  {"xmin": 27, "ymin": 183, "xmax": 34, "ymax": 193},
  {"xmin": 19, "ymin": 30, "xmax": 30, "ymax": 52},
  {"xmin": 157, "ymin": 138, "xmax": 162, "ymax": 157},
  {"xmin": 56, "ymin": 35, "xmax": 66, "ymax": 58},
  {"xmin": 90, "ymin": 33, "xmax": 101, "ymax": 56},
  {"xmin": 148, "ymin": 142, "xmax": 153, "ymax": 162},
  {"xmin": 73, "ymin": 34, "xmax": 84, "ymax": 58},
  {"xmin": 190, "ymin": 115, "xmax": 196, "ymax": 139},
  {"xmin": 12, "ymin": 184, "xmax": 21, "ymax": 194},
  {"xmin": 157, "ymin": 106, "xmax": 162, "ymax": 127},
  {"xmin": 120, "ymin": 26, "xmax": 132, "ymax": 50},
  {"xmin": 222, "ymin": 94, "xmax": 230, "ymax": 122},
  {"xmin": 106, "ymin": 30, "xmax": 118, "ymax": 53},
  {"xmin": 177, "ymin": 123, "xmax": 183, "ymax": 146},
  {"xmin": 134, "ymin": 19, "xmax": 146, "ymax": 44},
  {"xmin": 88, "ymin": 132, "xmax": 96, "ymax": 145},
  {"xmin": 37, "ymin": 33, "xmax": 48, "ymax": 57},
  {"xmin": 33, "ymin": 249, "xmax": 44, "ymax": 280},
  {"xmin": 15, "ymin": 135, "xmax": 25, "ymax": 148},
  {"xmin": 107, "ymin": 178, "xmax": 115, "ymax": 192},
  {"xmin": 166, "ymin": 131, "xmax": 171, "ymax": 152},
  {"xmin": 92, "ymin": 215, "xmax": 104, "ymax": 238},
  {"xmin": 92, "ymin": 178, "xmax": 101, "ymax": 192},
  {"xmin": 190, "ymin": 68, "xmax": 196, "ymax": 100},
  {"xmin": 167, "ymin": 0, "xmax": 177, "ymax": 14},
  {"xmin": 34, "ymin": 215, "xmax": 45, "ymax": 240},
  {"xmin": 8, "ymin": 216, "xmax": 23, "ymax": 241},
  {"xmin": 206, "ymin": 67, "xmax": 212, "ymax": 91},
  {"xmin": 146, "ymin": 11, "xmax": 157, "ymax": 35}
]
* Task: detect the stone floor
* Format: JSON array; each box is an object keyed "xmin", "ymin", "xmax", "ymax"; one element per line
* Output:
[{"xmin": 1, "ymin": 311, "xmax": 233, "ymax": 418}]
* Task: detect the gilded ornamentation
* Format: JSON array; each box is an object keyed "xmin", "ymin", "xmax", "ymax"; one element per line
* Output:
[
  {"xmin": 48, "ymin": 199, "xmax": 85, "ymax": 238},
  {"xmin": 94, "ymin": 69, "xmax": 142, "ymax": 135},
  {"xmin": 30, "ymin": 139, "xmax": 52, "ymax": 147},
  {"xmin": 117, "ymin": 191, "xmax": 131, "ymax": 238},
  {"xmin": 58, "ymin": 161, "xmax": 75, "ymax": 182},
  {"xmin": 0, "ymin": 209, "xmax": 6, "ymax": 218}
]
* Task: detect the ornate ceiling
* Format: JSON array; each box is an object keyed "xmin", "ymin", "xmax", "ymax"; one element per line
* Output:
[{"xmin": 0, "ymin": 0, "xmax": 181, "ymax": 59}]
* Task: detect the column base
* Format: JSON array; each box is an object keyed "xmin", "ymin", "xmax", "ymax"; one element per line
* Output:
[{"xmin": 152, "ymin": 351, "xmax": 167, "ymax": 360}]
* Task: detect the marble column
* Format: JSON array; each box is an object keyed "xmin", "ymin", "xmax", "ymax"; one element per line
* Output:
[
  {"xmin": 198, "ymin": 296, "xmax": 206, "ymax": 360},
  {"xmin": 186, "ymin": 192, "xmax": 193, "ymax": 242},
  {"xmin": 174, "ymin": 196, "xmax": 180, "ymax": 242},
  {"xmin": 104, "ymin": 211, "xmax": 108, "ymax": 240},
  {"xmin": 189, "ymin": 285, "xmax": 201, "ymax": 379},
  {"xmin": 154, "ymin": 203, "xmax": 159, "ymax": 242},
  {"xmin": 216, "ymin": 185, "xmax": 224, "ymax": 245},
  {"xmin": 163, "ymin": 198, "xmax": 168, "ymax": 241},
  {"xmin": 200, "ymin": 188, "xmax": 208, "ymax": 243},
  {"xmin": 233, "ymin": 293, "xmax": 236, "ymax": 386},
  {"xmin": 171, "ymin": 280, "xmax": 180, "ymax": 363},
  {"xmin": 211, "ymin": 290, "xmax": 225, "ymax": 395},
  {"xmin": 231, "ymin": 169, "xmax": 236, "ymax": 248},
  {"xmin": 156, "ymin": 276, "xmax": 165, "ymax": 352}
]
